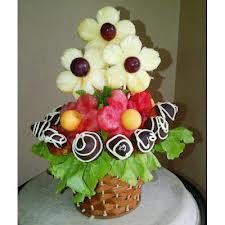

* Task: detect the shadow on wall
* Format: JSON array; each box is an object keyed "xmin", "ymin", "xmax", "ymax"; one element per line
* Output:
[
  {"xmin": 117, "ymin": 6, "xmax": 177, "ymax": 169},
  {"xmin": 173, "ymin": 103, "xmax": 204, "ymax": 160},
  {"xmin": 170, "ymin": 102, "xmax": 205, "ymax": 195},
  {"xmin": 117, "ymin": 6, "xmax": 204, "ymax": 179},
  {"xmin": 117, "ymin": 6, "xmax": 173, "ymax": 103}
]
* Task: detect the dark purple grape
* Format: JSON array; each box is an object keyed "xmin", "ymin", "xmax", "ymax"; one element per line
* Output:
[
  {"xmin": 100, "ymin": 23, "xmax": 116, "ymax": 41},
  {"xmin": 124, "ymin": 57, "xmax": 140, "ymax": 73},
  {"xmin": 70, "ymin": 57, "xmax": 90, "ymax": 77}
]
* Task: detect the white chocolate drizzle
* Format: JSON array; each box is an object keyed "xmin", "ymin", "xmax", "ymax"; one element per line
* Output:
[
  {"xmin": 31, "ymin": 105, "xmax": 67, "ymax": 148},
  {"xmin": 157, "ymin": 102, "xmax": 178, "ymax": 121},
  {"xmin": 134, "ymin": 129, "xmax": 157, "ymax": 153},
  {"xmin": 44, "ymin": 105, "xmax": 62, "ymax": 126},
  {"xmin": 72, "ymin": 131, "xmax": 103, "ymax": 162},
  {"xmin": 106, "ymin": 134, "xmax": 134, "ymax": 160},
  {"xmin": 31, "ymin": 120, "xmax": 50, "ymax": 138},
  {"xmin": 152, "ymin": 116, "xmax": 169, "ymax": 140},
  {"xmin": 43, "ymin": 128, "xmax": 67, "ymax": 148}
]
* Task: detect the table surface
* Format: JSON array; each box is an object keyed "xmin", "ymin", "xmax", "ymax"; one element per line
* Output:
[{"xmin": 18, "ymin": 168, "xmax": 200, "ymax": 225}]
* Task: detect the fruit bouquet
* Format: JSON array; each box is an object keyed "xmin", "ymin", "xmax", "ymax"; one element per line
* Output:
[{"xmin": 31, "ymin": 6, "xmax": 194, "ymax": 218}]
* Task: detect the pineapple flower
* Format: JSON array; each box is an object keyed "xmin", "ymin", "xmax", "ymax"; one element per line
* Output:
[
  {"xmin": 103, "ymin": 35, "xmax": 161, "ymax": 93},
  {"xmin": 78, "ymin": 6, "xmax": 136, "ymax": 50},
  {"xmin": 56, "ymin": 47, "xmax": 106, "ymax": 98}
]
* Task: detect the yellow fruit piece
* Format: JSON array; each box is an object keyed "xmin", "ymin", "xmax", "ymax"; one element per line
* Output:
[
  {"xmin": 60, "ymin": 110, "xmax": 82, "ymax": 132},
  {"xmin": 121, "ymin": 109, "xmax": 142, "ymax": 130}
]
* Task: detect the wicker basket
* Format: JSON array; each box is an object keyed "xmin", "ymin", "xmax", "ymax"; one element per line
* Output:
[{"xmin": 77, "ymin": 175, "xmax": 143, "ymax": 218}]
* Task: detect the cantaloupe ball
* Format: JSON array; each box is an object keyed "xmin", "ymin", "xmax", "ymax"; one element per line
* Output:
[
  {"xmin": 121, "ymin": 109, "xmax": 142, "ymax": 130},
  {"xmin": 60, "ymin": 110, "xmax": 82, "ymax": 132}
]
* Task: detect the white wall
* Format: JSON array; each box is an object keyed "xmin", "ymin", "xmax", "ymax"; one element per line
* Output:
[{"xmin": 18, "ymin": 0, "xmax": 180, "ymax": 185}]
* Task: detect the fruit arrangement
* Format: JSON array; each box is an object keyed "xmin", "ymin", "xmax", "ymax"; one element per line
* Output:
[{"xmin": 31, "ymin": 6, "xmax": 194, "ymax": 218}]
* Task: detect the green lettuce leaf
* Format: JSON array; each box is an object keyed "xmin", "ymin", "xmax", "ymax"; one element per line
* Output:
[
  {"xmin": 32, "ymin": 142, "xmax": 69, "ymax": 164},
  {"xmin": 39, "ymin": 147, "xmax": 111, "ymax": 203},
  {"xmin": 73, "ymin": 193, "xmax": 86, "ymax": 204},
  {"xmin": 121, "ymin": 156, "xmax": 140, "ymax": 185},
  {"xmin": 109, "ymin": 152, "xmax": 161, "ymax": 186},
  {"xmin": 146, "ymin": 152, "xmax": 161, "ymax": 171},
  {"xmin": 169, "ymin": 127, "xmax": 194, "ymax": 144},
  {"xmin": 31, "ymin": 143, "xmax": 164, "ymax": 204},
  {"xmin": 134, "ymin": 154, "xmax": 153, "ymax": 183},
  {"xmin": 55, "ymin": 180, "xmax": 67, "ymax": 193},
  {"xmin": 153, "ymin": 127, "xmax": 194, "ymax": 159},
  {"xmin": 83, "ymin": 151, "xmax": 111, "ymax": 194}
]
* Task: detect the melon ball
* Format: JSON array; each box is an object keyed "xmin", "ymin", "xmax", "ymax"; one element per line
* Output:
[
  {"xmin": 121, "ymin": 109, "xmax": 142, "ymax": 130},
  {"xmin": 60, "ymin": 110, "xmax": 82, "ymax": 132}
]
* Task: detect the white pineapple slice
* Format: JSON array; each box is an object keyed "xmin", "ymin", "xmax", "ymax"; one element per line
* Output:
[
  {"xmin": 103, "ymin": 43, "xmax": 123, "ymax": 65},
  {"xmin": 106, "ymin": 65, "xmax": 126, "ymax": 88},
  {"xmin": 61, "ymin": 48, "xmax": 82, "ymax": 70},
  {"xmin": 116, "ymin": 20, "xmax": 136, "ymax": 40},
  {"xmin": 56, "ymin": 71, "xmax": 79, "ymax": 93},
  {"xmin": 85, "ymin": 38, "xmax": 106, "ymax": 50},
  {"xmin": 89, "ymin": 69, "xmax": 106, "ymax": 90},
  {"xmin": 140, "ymin": 47, "xmax": 161, "ymax": 71},
  {"xmin": 96, "ymin": 6, "xmax": 120, "ymax": 25},
  {"xmin": 77, "ymin": 18, "xmax": 99, "ymax": 41},
  {"xmin": 120, "ymin": 35, "xmax": 142, "ymax": 57},
  {"xmin": 80, "ymin": 80, "xmax": 95, "ymax": 95},
  {"xmin": 127, "ymin": 70, "xmax": 151, "ymax": 93},
  {"xmin": 84, "ymin": 47, "xmax": 105, "ymax": 69}
]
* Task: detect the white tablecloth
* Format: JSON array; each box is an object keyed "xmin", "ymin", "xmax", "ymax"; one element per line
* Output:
[{"xmin": 18, "ymin": 168, "xmax": 200, "ymax": 225}]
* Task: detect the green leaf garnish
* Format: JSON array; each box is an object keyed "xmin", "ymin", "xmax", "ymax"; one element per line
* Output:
[
  {"xmin": 94, "ymin": 86, "xmax": 112, "ymax": 108},
  {"xmin": 109, "ymin": 152, "xmax": 161, "ymax": 186},
  {"xmin": 75, "ymin": 90, "xmax": 86, "ymax": 96},
  {"xmin": 122, "ymin": 89, "xmax": 130, "ymax": 94},
  {"xmin": 32, "ymin": 142, "xmax": 69, "ymax": 164},
  {"xmin": 32, "ymin": 126, "xmax": 194, "ymax": 204},
  {"xmin": 153, "ymin": 127, "xmax": 194, "ymax": 159},
  {"xmin": 32, "ymin": 142, "xmax": 162, "ymax": 203}
]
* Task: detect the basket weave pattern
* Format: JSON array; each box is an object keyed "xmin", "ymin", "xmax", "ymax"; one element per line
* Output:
[{"xmin": 78, "ymin": 175, "xmax": 143, "ymax": 218}]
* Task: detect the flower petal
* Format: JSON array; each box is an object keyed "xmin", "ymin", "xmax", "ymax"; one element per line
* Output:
[
  {"xmin": 88, "ymin": 69, "xmax": 106, "ymax": 90},
  {"xmin": 80, "ymin": 80, "xmax": 95, "ymax": 95},
  {"xmin": 127, "ymin": 70, "xmax": 151, "ymax": 93},
  {"xmin": 77, "ymin": 18, "xmax": 99, "ymax": 41},
  {"xmin": 140, "ymin": 47, "xmax": 161, "ymax": 71},
  {"xmin": 61, "ymin": 48, "xmax": 82, "ymax": 70},
  {"xmin": 120, "ymin": 35, "xmax": 142, "ymax": 57},
  {"xmin": 72, "ymin": 79, "xmax": 83, "ymax": 99},
  {"xmin": 103, "ymin": 43, "xmax": 123, "ymax": 65},
  {"xmin": 96, "ymin": 6, "xmax": 120, "ymax": 25},
  {"xmin": 116, "ymin": 20, "xmax": 136, "ymax": 40},
  {"xmin": 72, "ymin": 79, "xmax": 94, "ymax": 99},
  {"xmin": 84, "ymin": 47, "xmax": 106, "ymax": 69},
  {"xmin": 85, "ymin": 38, "xmax": 106, "ymax": 50},
  {"xmin": 106, "ymin": 64, "xmax": 127, "ymax": 89},
  {"xmin": 56, "ymin": 71, "xmax": 79, "ymax": 93}
]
